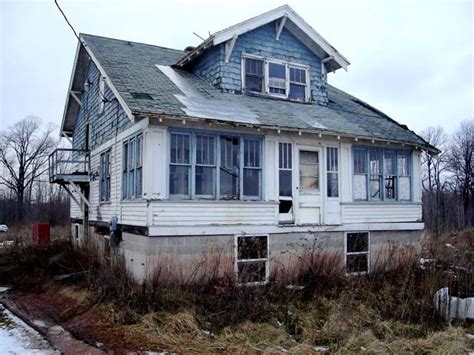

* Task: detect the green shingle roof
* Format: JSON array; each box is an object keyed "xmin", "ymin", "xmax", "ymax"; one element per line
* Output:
[{"xmin": 80, "ymin": 33, "xmax": 432, "ymax": 149}]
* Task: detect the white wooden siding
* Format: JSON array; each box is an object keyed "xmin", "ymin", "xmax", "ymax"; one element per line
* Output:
[
  {"xmin": 342, "ymin": 203, "xmax": 422, "ymax": 223},
  {"xmin": 151, "ymin": 201, "xmax": 277, "ymax": 226}
]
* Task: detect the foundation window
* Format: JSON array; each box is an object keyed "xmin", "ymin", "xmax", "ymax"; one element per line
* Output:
[
  {"xmin": 345, "ymin": 232, "xmax": 369, "ymax": 274},
  {"xmin": 236, "ymin": 235, "xmax": 269, "ymax": 285}
]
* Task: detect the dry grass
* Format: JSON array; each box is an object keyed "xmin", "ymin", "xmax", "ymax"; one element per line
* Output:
[{"xmin": 0, "ymin": 229, "xmax": 473, "ymax": 352}]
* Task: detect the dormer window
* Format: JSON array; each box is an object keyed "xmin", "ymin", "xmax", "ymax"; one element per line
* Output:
[
  {"xmin": 242, "ymin": 55, "xmax": 310, "ymax": 102},
  {"xmin": 244, "ymin": 58, "xmax": 264, "ymax": 93}
]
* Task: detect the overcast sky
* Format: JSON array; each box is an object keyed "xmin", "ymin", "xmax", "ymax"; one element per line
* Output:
[{"xmin": 0, "ymin": 0, "xmax": 472, "ymax": 136}]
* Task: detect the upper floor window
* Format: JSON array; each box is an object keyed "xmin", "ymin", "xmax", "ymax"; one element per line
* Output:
[
  {"xmin": 169, "ymin": 130, "xmax": 263, "ymax": 200},
  {"xmin": 353, "ymin": 147, "xmax": 411, "ymax": 202},
  {"xmin": 242, "ymin": 55, "xmax": 309, "ymax": 102},
  {"xmin": 122, "ymin": 133, "xmax": 143, "ymax": 199}
]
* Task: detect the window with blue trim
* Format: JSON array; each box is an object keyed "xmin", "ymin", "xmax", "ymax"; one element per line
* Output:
[
  {"xmin": 169, "ymin": 131, "xmax": 262, "ymax": 200},
  {"xmin": 353, "ymin": 147, "xmax": 411, "ymax": 202}
]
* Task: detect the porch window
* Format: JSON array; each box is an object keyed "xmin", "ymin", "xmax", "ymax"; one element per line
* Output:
[
  {"xmin": 345, "ymin": 232, "xmax": 369, "ymax": 274},
  {"xmin": 326, "ymin": 147, "xmax": 339, "ymax": 197},
  {"xmin": 195, "ymin": 135, "xmax": 216, "ymax": 197},
  {"xmin": 169, "ymin": 133, "xmax": 191, "ymax": 197},
  {"xmin": 100, "ymin": 149, "xmax": 111, "ymax": 202},
  {"xmin": 398, "ymin": 152, "xmax": 411, "ymax": 200},
  {"xmin": 352, "ymin": 147, "xmax": 412, "ymax": 202},
  {"xmin": 122, "ymin": 133, "xmax": 143, "ymax": 199},
  {"xmin": 236, "ymin": 235, "xmax": 269, "ymax": 285},
  {"xmin": 169, "ymin": 131, "xmax": 262, "ymax": 200}
]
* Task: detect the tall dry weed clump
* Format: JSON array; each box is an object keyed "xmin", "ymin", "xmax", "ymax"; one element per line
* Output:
[{"xmin": 0, "ymin": 231, "xmax": 472, "ymax": 340}]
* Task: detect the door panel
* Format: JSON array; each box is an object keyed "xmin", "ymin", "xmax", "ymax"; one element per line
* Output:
[{"xmin": 297, "ymin": 148, "xmax": 321, "ymax": 224}]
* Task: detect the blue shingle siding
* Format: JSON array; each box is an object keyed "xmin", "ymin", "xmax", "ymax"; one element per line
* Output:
[
  {"xmin": 72, "ymin": 62, "xmax": 131, "ymax": 151},
  {"xmin": 191, "ymin": 21, "xmax": 328, "ymax": 105}
]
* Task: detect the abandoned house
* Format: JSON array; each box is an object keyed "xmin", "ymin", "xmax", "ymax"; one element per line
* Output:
[{"xmin": 49, "ymin": 5, "xmax": 437, "ymax": 283}]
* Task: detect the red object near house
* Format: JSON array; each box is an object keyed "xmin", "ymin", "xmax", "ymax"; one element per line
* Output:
[{"xmin": 32, "ymin": 224, "xmax": 50, "ymax": 245}]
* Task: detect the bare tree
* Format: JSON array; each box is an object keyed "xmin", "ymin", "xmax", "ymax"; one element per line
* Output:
[
  {"xmin": 0, "ymin": 116, "xmax": 57, "ymax": 221},
  {"xmin": 421, "ymin": 126, "xmax": 449, "ymax": 193},
  {"xmin": 448, "ymin": 119, "xmax": 474, "ymax": 227}
]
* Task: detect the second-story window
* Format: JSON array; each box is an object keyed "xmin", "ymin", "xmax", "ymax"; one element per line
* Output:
[
  {"xmin": 244, "ymin": 58, "xmax": 264, "ymax": 93},
  {"xmin": 243, "ymin": 56, "xmax": 309, "ymax": 102}
]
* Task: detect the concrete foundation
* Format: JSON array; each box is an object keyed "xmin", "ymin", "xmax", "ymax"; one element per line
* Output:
[{"xmin": 117, "ymin": 229, "xmax": 422, "ymax": 283}]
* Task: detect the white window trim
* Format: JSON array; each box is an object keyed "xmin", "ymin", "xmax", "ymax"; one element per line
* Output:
[
  {"xmin": 344, "ymin": 231, "xmax": 370, "ymax": 275},
  {"xmin": 242, "ymin": 54, "xmax": 310, "ymax": 102},
  {"xmin": 234, "ymin": 234, "xmax": 270, "ymax": 286},
  {"xmin": 99, "ymin": 148, "xmax": 111, "ymax": 203},
  {"xmin": 326, "ymin": 146, "xmax": 340, "ymax": 200}
]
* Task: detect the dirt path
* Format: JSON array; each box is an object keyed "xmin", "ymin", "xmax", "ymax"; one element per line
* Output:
[{"xmin": 0, "ymin": 288, "xmax": 105, "ymax": 354}]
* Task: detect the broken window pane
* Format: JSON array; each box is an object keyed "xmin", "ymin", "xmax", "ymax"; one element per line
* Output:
[
  {"xmin": 384, "ymin": 151, "xmax": 397, "ymax": 200},
  {"xmin": 347, "ymin": 232, "xmax": 369, "ymax": 253},
  {"xmin": 220, "ymin": 136, "xmax": 239, "ymax": 199},
  {"xmin": 238, "ymin": 235, "xmax": 268, "ymax": 260},
  {"xmin": 346, "ymin": 254, "xmax": 368, "ymax": 274},
  {"xmin": 195, "ymin": 166, "xmax": 214, "ymax": 196},
  {"xmin": 237, "ymin": 261, "xmax": 266, "ymax": 283},
  {"xmin": 369, "ymin": 150, "xmax": 382, "ymax": 200}
]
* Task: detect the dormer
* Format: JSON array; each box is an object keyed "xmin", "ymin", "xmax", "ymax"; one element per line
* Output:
[{"xmin": 175, "ymin": 5, "xmax": 350, "ymax": 106}]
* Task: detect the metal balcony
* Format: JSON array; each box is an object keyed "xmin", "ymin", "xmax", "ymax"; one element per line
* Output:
[{"xmin": 49, "ymin": 148, "xmax": 90, "ymax": 185}]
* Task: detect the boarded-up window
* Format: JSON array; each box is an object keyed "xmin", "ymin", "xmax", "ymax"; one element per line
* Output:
[
  {"xmin": 236, "ymin": 235, "xmax": 269, "ymax": 284},
  {"xmin": 345, "ymin": 232, "xmax": 369, "ymax": 274}
]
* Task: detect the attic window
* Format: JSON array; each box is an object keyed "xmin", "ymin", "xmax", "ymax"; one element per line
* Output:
[
  {"xmin": 131, "ymin": 92, "xmax": 154, "ymax": 100},
  {"xmin": 242, "ymin": 55, "xmax": 309, "ymax": 102}
]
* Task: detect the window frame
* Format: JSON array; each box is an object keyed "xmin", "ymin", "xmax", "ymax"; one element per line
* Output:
[
  {"xmin": 122, "ymin": 132, "xmax": 143, "ymax": 200},
  {"xmin": 344, "ymin": 231, "xmax": 370, "ymax": 275},
  {"xmin": 100, "ymin": 149, "xmax": 111, "ymax": 203},
  {"xmin": 352, "ymin": 146, "xmax": 412, "ymax": 202},
  {"xmin": 168, "ymin": 129, "xmax": 264, "ymax": 201},
  {"xmin": 234, "ymin": 234, "xmax": 270, "ymax": 286},
  {"xmin": 242, "ymin": 54, "xmax": 310, "ymax": 102},
  {"xmin": 326, "ymin": 146, "xmax": 339, "ymax": 198}
]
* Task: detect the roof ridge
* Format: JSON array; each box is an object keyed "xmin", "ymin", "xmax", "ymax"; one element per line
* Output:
[{"xmin": 80, "ymin": 33, "xmax": 184, "ymax": 54}]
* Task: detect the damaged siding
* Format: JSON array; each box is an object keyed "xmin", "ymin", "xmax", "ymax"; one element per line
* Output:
[
  {"xmin": 72, "ymin": 62, "xmax": 131, "ymax": 151},
  {"xmin": 192, "ymin": 21, "xmax": 327, "ymax": 105}
]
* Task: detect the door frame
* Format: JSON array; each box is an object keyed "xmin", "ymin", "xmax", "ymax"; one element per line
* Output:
[{"xmin": 295, "ymin": 145, "xmax": 323, "ymax": 225}]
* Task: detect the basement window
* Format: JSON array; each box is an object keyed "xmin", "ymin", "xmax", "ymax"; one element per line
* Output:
[
  {"xmin": 345, "ymin": 232, "xmax": 370, "ymax": 274},
  {"xmin": 235, "ymin": 235, "xmax": 269, "ymax": 285}
]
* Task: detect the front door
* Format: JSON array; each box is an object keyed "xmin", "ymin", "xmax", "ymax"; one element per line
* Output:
[{"xmin": 296, "ymin": 147, "xmax": 321, "ymax": 224}]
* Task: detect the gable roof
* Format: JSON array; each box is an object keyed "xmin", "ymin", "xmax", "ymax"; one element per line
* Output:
[
  {"xmin": 175, "ymin": 5, "xmax": 350, "ymax": 72},
  {"xmin": 61, "ymin": 33, "xmax": 435, "ymax": 152}
]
